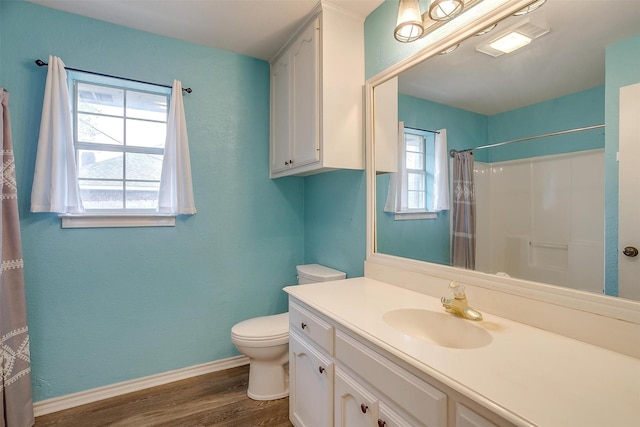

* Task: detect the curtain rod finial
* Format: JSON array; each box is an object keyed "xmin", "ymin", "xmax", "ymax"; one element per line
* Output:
[
  {"xmin": 35, "ymin": 59, "xmax": 47, "ymax": 67},
  {"xmin": 450, "ymin": 149, "xmax": 457, "ymax": 157}
]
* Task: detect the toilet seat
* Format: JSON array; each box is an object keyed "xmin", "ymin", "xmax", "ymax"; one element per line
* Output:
[{"xmin": 231, "ymin": 312, "xmax": 289, "ymax": 347}]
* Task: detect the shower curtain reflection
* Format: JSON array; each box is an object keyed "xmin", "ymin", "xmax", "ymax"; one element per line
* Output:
[{"xmin": 451, "ymin": 151, "xmax": 476, "ymax": 269}]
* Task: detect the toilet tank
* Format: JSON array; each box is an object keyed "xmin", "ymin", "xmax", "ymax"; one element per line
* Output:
[{"xmin": 296, "ymin": 264, "xmax": 346, "ymax": 284}]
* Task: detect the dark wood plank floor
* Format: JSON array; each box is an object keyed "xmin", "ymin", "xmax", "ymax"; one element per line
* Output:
[{"xmin": 34, "ymin": 365, "xmax": 293, "ymax": 427}]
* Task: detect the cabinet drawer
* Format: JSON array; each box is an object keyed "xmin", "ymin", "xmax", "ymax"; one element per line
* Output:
[
  {"xmin": 290, "ymin": 301, "xmax": 335, "ymax": 355},
  {"xmin": 335, "ymin": 330, "xmax": 447, "ymax": 427}
]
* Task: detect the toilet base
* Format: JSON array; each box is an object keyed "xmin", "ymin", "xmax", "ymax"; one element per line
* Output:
[{"xmin": 246, "ymin": 359, "xmax": 289, "ymax": 400}]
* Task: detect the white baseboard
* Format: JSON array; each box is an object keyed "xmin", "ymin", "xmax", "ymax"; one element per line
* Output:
[{"xmin": 33, "ymin": 355, "xmax": 249, "ymax": 417}]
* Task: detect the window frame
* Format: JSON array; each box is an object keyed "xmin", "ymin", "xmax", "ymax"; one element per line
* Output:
[
  {"xmin": 393, "ymin": 128, "xmax": 437, "ymax": 220},
  {"xmin": 61, "ymin": 71, "xmax": 176, "ymax": 228}
]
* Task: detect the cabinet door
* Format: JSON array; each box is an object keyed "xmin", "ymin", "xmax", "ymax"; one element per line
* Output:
[
  {"xmin": 455, "ymin": 404, "xmax": 499, "ymax": 427},
  {"xmin": 289, "ymin": 332, "xmax": 333, "ymax": 427},
  {"xmin": 290, "ymin": 18, "xmax": 320, "ymax": 169},
  {"xmin": 335, "ymin": 368, "xmax": 379, "ymax": 427},
  {"xmin": 271, "ymin": 53, "xmax": 291, "ymax": 174}
]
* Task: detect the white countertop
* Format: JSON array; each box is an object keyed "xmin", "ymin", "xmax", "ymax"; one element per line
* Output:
[{"xmin": 284, "ymin": 277, "xmax": 640, "ymax": 427}]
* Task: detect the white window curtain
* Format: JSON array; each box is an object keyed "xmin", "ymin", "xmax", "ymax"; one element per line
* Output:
[
  {"xmin": 158, "ymin": 80, "xmax": 196, "ymax": 214},
  {"xmin": 384, "ymin": 121, "xmax": 406, "ymax": 213},
  {"xmin": 30, "ymin": 55, "xmax": 84, "ymax": 214},
  {"xmin": 431, "ymin": 128, "xmax": 450, "ymax": 212}
]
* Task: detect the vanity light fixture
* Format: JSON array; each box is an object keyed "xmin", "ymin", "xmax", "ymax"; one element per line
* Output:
[
  {"xmin": 394, "ymin": 0, "xmax": 482, "ymax": 43},
  {"xmin": 513, "ymin": 0, "xmax": 546, "ymax": 16}
]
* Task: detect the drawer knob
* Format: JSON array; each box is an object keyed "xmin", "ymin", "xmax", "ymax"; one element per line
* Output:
[
  {"xmin": 378, "ymin": 420, "xmax": 386, "ymax": 427},
  {"xmin": 360, "ymin": 403, "xmax": 368, "ymax": 414},
  {"xmin": 301, "ymin": 322, "xmax": 307, "ymax": 329},
  {"xmin": 318, "ymin": 366, "xmax": 325, "ymax": 374}
]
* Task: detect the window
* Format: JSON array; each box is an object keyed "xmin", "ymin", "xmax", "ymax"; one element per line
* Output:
[
  {"xmin": 72, "ymin": 77, "xmax": 170, "ymax": 212},
  {"xmin": 384, "ymin": 126, "xmax": 449, "ymax": 220}
]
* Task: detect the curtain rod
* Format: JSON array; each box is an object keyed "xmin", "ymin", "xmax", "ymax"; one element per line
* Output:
[
  {"xmin": 405, "ymin": 126, "xmax": 440, "ymax": 134},
  {"xmin": 449, "ymin": 124, "xmax": 604, "ymax": 157},
  {"xmin": 35, "ymin": 59, "xmax": 192, "ymax": 94}
]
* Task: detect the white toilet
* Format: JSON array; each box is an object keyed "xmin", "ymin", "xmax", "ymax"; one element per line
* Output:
[{"xmin": 231, "ymin": 263, "xmax": 346, "ymax": 400}]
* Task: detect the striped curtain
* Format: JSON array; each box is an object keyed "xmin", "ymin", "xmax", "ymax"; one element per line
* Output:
[
  {"xmin": 451, "ymin": 151, "xmax": 476, "ymax": 269},
  {"xmin": 0, "ymin": 89, "xmax": 34, "ymax": 427}
]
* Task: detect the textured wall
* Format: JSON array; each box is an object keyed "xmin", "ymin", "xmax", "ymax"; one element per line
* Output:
[{"xmin": 1, "ymin": 0, "xmax": 304, "ymax": 401}]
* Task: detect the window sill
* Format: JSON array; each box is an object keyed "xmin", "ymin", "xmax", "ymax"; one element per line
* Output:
[
  {"xmin": 393, "ymin": 211, "xmax": 438, "ymax": 221},
  {"xmin": 59, "ymin": 214, "xmax": 176, "ymax": 229}
]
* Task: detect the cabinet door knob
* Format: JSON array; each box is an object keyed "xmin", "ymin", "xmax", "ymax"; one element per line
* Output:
[
  {"xmin": 360, "ymin": 403, "xmax": 368, "ymax": 414},
  {"xmin": 378, "ymin": 420, "xmax": 386, "ymax": 427},
  {"xmin": 623, "ymin": 246, "xmax": 639, "ymax": 257},
  {"xmin": 285, "ymin": 161, "xmax": 289, "ymax": 165},
  {"xmin": 301, "ymin": 322, "xmax": 307, "ymax": 329},
  {"xmin": 318, "ymin": 366, "xmax": 325, "ymax": 374}
]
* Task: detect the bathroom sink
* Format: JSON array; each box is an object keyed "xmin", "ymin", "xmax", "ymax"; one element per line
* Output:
[{"xmin": 382, "ymin": 308, "xmax": 492, "ymax": 349}]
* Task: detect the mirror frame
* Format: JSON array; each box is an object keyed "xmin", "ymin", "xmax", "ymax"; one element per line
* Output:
[{"xmin": 365, "ymin": 0, "xmax": 640, "ymax": 324}]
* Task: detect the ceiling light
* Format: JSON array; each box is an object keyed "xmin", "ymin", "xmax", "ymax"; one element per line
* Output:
[
  {"xmin": 476, "ymin": 19, "xmax": 550, "ymax": 57},
  {"xmin": 489, "ymin": 32, "xmax": 531, "ymax": 53},
  {"xmin": 394, "ymin": 0, "xmax": 481, "ymax": 43},
  {"xmin": 513, "ymin": 0, "xmax": 547, "ymax": 16}
]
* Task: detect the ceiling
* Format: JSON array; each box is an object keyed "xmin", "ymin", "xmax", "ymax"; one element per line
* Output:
[
  {"xmin": 27, "ymin": 1, "xmax": 640, "ymax": 116},
  {"xmin": 399, "ymin": 0, "xmax": 640, "ymax": 115},
  {"xmin": 26, "ymin": 0, "xmax": 384, "ymax": 61}
]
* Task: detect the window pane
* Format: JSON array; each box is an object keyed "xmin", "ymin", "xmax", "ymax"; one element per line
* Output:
[
  {"xmin": 78, "ymin": 150, "xmax": 123, "ymax": 180},
  {"xmin": 126, "ymin": 181, "xmax": 160, "ymax": 209},
  {"xmin": 78, "ymin": 113, "xmax": 124, "ymax": 145},
  {"xmin": 78, "ymin": 180, "xmax": 123, "ymax": 209},
  {"xmin": 127, "ymin": 91, "xmax": 168, "ymax": 121},
  {"xmin": 126, "ymin": 153, "xmax": 163, "ymax": 181},
  {"xmin": 408, "ymin": 190, "xmax": 425, "ymax": 209},
  {"xmin": 77, "ymin": 83, "xmax": 124, "ymax": 116},
  {"xmin": 126, "ymin": 119, "xmax": 167, "ymax": 148},
  {"xmin": 407, "ymin": 172, "xmax": 425, "ymax": 191},
  {"xmin": 405, "ymin": 134, "xmax": 424, "ymax": 153},
  {"xmin": 406, "ymin": 152, "xmax": 424, "ymax": 170}
]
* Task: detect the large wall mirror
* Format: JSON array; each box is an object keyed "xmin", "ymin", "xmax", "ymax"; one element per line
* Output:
[{"xmin": 369, "ymin": 0, "xmax": 640, "ymax": 304}]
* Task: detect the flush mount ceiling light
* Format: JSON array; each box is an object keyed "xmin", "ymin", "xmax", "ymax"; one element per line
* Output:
[
  {"xmin": 513, "ymin": 0, "xmax": 547, "ymax": 16},
  {"xmin": 394, "ymin": 0, "xmax": 481, "ymax": 43},
  {"xmin": 476, "ymin": 19, "xmax": 550, "ymax": 57}
]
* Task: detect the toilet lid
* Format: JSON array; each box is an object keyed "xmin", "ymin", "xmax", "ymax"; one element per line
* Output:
[{"xmin": 231, "ymin": 312, "xmax": 289, "ymax": 341}]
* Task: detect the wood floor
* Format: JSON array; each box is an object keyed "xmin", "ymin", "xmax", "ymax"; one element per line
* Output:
[{"xmin": 34, "ymin": 365, "xmax": 293, "ymax": 427}]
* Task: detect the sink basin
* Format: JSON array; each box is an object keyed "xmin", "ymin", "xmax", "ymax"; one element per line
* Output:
[{"xmin": 382, "ymin": 308, "xmax": 492, "ymax": 349}]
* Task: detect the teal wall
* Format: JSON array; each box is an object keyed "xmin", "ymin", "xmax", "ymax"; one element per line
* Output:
[
  {"xmin": 487, "ymin": 86, "xmax": 605, "ymax": 162},
  {"xmin": 1, "ymin": 0, "xmax": 305, "ymax": 401},
  {"xmin": 604, "ymin": 34, "xmax": 640, "ymax": 295}
]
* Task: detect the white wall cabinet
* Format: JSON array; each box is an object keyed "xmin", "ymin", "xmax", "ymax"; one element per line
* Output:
[
  {"xmin": 270, "ymin": 3, "xmax": 364, "ymax": 178},
  {"xmin": 288, "ymin": 297, "xmax": 512, "ymax": 427}
]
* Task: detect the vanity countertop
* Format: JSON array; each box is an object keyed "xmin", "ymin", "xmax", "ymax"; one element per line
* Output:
[{"xmin": 284, "ymin": 277, "xmax": 640, "ymax": 427}]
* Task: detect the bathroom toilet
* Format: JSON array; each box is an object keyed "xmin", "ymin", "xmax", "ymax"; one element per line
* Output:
[{"xmin": 231, "ymin": 263, "xmax": 346, "ymax": 400}]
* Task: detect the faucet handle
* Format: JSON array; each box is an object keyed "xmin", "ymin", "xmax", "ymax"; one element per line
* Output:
[{"xmin": 448, "ymin": 281, "xmax": 466, "ymax": 298}]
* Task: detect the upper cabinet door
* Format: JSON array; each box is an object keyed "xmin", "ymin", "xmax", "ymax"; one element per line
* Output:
[
  {"xmin": 271, "ymin": 54, "xmax": 291, "ymax": 174},
  {"xmin": 291, "ymin": 18, "xmax": 320, "ymax": 169}
]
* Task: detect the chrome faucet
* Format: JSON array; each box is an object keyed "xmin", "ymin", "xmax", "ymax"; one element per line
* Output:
[{"xmin": 441, "ymin": 281, "xmax": 483, "ymax": 321}]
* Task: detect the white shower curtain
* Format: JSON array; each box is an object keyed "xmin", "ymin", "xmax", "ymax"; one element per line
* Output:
[
  {"xmin": 158, "ymin": 80, "xmax": 196, "ymax": 214},
  {"xmin": 30, "ymin": 55, "xmax": 84, "ymax": 214},
  {"xmin": 1, "ymin": 89, "xmax": 35, "ymax": 426}
]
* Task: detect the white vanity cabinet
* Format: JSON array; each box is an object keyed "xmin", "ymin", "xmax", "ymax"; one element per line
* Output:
[
  {"xmin": 289, "ymin": 302, "xmax": 336, "ymax": 427},
  {"xmin": 288, "ymin": 297, "xmax": 510, "ymax": 427},
  {"xmin": 269, "ymin": 3, "xmax": 364, "ymax": 178}
]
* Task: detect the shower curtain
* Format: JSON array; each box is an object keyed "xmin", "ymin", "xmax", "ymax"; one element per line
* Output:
[
  {"xmin": 0, "ymin": 89, "xmax": 34, "ymax": 427},
  {"xmin": 451, "ymin": 151, "xmax": 476, "ymax": 269}
]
